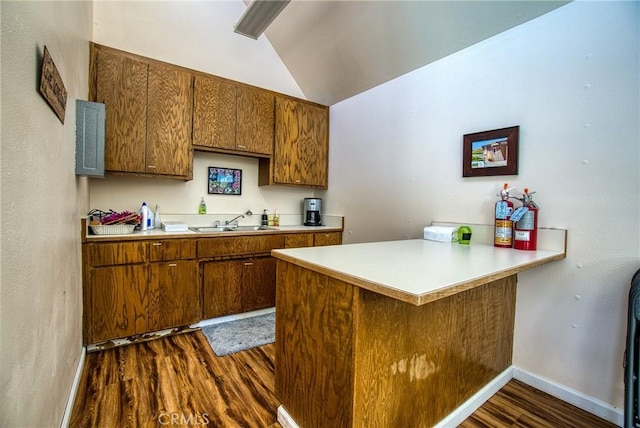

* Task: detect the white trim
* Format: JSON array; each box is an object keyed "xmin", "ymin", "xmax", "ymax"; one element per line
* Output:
[
  {"xmin": 512, "ymin": 367, "xmax": 623, "ymax": 427},
  {"xmin": 193, "ymin": 307, "xmax": 275, "ymax": 328},
  {"xmin": 60, "ymin": 346, "xmax": 86, "ymax": 428},
  {"xmin": 434, "ymin": 366, "xmax": 513, "ymax": 427},
  {"xmin": 276, "ymin": 366, "xmax": 623, "ymax": 428},
  {"xmin": 277, "ymin": 405, "xmax": 299, "ymax": 428}
]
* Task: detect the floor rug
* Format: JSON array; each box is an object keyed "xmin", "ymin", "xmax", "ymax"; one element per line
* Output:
[{"xmin": 201, "ymin": 312, "xmax": 275, "ymax": 357}]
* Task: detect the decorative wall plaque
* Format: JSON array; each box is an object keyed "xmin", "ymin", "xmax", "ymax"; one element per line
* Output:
[{"xmin": 39, "ymin": 46, "xmax": 68, "ymax": 124}]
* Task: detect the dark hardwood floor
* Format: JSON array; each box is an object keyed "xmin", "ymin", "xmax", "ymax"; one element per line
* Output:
[
  {"xmin": 70, "ymin": 331, "xmax": 616, "ymax": 427},
  {"xmin": 459, "ymin": 379, "xmax": 616, "ymax": 427}
]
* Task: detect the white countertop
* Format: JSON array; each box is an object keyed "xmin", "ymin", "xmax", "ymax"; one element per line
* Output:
[{"xmin": 272, "ymin": 239, "xmax": 566, "ymax": 305}]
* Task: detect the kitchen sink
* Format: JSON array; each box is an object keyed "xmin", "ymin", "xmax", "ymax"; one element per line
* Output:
[{"xmin": 189, "ymin": 226, "xmax": 277, "ymax": 233}]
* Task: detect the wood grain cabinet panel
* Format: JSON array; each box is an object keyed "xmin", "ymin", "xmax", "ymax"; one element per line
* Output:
[
  {"xmin": 314, "ymin": 232, "xmax": 342, "ymax": 247},
  {"xmin": 148, "ymin": 260, "xmax": 199, "ymax": 331},
  {"xmin": 284, "ymin": 233, "xmax": 315, "ymax": 248},
  {"xmin": 149, "ymin": 239, "xmax": 196, "ymax": 262},
  {"xmin": 236, "ymin": 86, "xmax": 275, "ymax": 155},
  {"xmin": 264, "ymin": 97, "xmax": 328, "ymax": 187},
  {"xmin": 203, "ymin": 256, "xmax": 276, "ymax": 319},
  {"xmin": 146, "ymin": 64, "xmax": 193, "ymax": 177},
  {"xmin": 86, "ymin": 241, "xmax": 148, "ymax": 266},
  {"xmin": 89, "ymin": 43, "xmax": 193, "ymax": 180},
  {"xmin": 197, "ymin": 235, "xmax": 284, "ymax": 258},
  {"xmin": 94, "ymin": 49, "xmax": 148, "ymax": 173},
  {"xmin": 193, "ymin": 75, "xmax": 237, "ymax": 151},
  {"xmin": 90, "ymin": 264, "xmax": 148, "ymax": 342},
  {"xmin": 241, "ymin": 256, "xmax": 276, "ymax": 311}
]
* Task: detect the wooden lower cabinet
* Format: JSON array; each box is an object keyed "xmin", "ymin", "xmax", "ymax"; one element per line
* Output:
[
  {"xmin": 314, "ymin": 231, "xmax": 342, "ymax": 246},
  {"xmin": 202, "ymin": 256, "xmax": 276, "ymax": 319},
  {"xmin": 90, "ymin": 264, "xmax": 149, "ymax": 343},
  {"xmin": 284, "ymin": 233, "xmax": 314, "ymax": 248},
  {"xmin": 149, "ymin": 260, "xmax": 199, "ymax": 331},
  {"xmin": 83, "ymin": 231, "xmax": 342, "ymax": 344}
]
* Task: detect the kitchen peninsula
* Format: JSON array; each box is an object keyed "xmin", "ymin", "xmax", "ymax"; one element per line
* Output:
[{"xmin": 272, "ymin": 225, "xmax": 566, "ymax": 427}]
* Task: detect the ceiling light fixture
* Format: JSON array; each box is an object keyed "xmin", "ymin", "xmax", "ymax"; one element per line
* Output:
[{"xmin": 234, "ymin": 0, "xmax": 291, "ymax": 40}]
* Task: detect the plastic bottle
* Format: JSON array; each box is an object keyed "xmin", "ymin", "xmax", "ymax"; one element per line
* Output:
[
  {"xmin": 198, "ymin": 197, "xmax": 207, "ymax": 215},
  {"xmin": 273, "ymin": 209, "xmax": 280, "ymax": 227},
  {"xmin": 147, "ymin": 205, "xmax": 155, "ymax": 229},
  {"xmin": 141, "ymin": 202, "xmax": 148, "ymax": 231},
  {"xmin": 154, "ymin": 204, "xmax": 162, "ymax": 229},
  {"xmin": 261, "ymin": 209, "xmax": 268, "ymax": 226}
]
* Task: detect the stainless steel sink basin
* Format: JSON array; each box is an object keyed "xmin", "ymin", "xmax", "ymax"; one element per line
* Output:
[{"xmin": 189, "ymin": 226, "xmax": 277, "ymax": 233}]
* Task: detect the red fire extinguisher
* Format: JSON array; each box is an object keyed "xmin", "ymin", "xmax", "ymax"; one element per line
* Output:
[
  {"xmin": 494, "ymin": 183, "xmax": 515, "ymax": 248},
  {"xmin": 513, "ymin": 188, "xmax": 539, "ymax": 251}
]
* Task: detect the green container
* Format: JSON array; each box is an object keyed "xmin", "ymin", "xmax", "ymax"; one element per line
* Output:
[{"xmin": 458, "ymin": 226, "xmax": 472, "ymax": 244}]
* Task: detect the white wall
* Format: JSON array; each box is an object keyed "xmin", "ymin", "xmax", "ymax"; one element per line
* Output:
[
  {"xmin": 89, "ymin": 0, "xmax": 318, "ymax": 217},
  {"xmin": 326, "ymin": 1, "xmax": 639, "ymax": 409},
  {"xmin": 0, "ymin": 2, "xmax": 92, "ymax": 426}
]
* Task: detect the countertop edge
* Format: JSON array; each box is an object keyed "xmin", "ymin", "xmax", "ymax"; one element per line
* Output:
[{"xmin": 272, "ymin": 243, "xmax": 566, "ymax": 306}]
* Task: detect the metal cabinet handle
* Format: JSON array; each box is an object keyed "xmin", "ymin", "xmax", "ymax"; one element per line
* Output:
[
  {"xmin": 153, "ymin": 242, "xmax": 163, "ymax": 246},
  {"xmin": 168, "ymin": 263, "xmax": 177, "ymax": 267},
  {"xmin": 244, "ymin": 262, "xmax": 253, "ymax": 266}
]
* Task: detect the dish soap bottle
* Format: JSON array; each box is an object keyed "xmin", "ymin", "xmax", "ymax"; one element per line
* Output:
[{"xmin": 198, "ymin": 197, "xmax": 207, "ymax": 215}]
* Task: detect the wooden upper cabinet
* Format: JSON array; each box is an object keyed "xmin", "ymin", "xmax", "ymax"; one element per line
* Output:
[
  {"xmin": 89, "ymin": 43, "xmax": 193, "ymax": 180},
  {"xmin": 236, "ymin": 86, "xmax": 275, "ymax": 155},
  {"xmin": 260, "ymin": 97, "xmax": 329, "ymax": 188},
  {"xmin": 192, "ymin": 75, "xmax": 237, "ymax": 151},
  {"xmin": 94, "ymin": 49, "xmax": 148, "ymax": 173},
  {"xmin": 146, "ymin": 64, "xmax": 193, "ymax": 176},
  {"xmin": 193, "ymin": 77, "xmax": 274, "ymax": 156}
]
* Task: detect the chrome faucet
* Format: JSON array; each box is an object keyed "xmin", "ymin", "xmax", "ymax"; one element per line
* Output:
[{"xmin": 224, "ymin": 210, "xmax": 253, "ymax": 227}]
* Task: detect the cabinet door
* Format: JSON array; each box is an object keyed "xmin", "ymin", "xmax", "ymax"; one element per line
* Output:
[
  {"xmin": 146, "ymin": 64, "xmax": 193, "ymax": 176},
  {"xmin": 202, "ymin": 257, "xmax": 276, "ymax": 319},
  {"xmin": 314, "ymin": 232, "xmax": 342, "ymax": 246},
  {"xmin": 148, "ymin": 260, "xmax": 199, "ymax": 331},
  {"xmin": 242, "ymin": 256, "xmax": 276, "ymax": 312},
  {"xmin": 284, "ymin": 233, "xmax": 315, "ymax": 248},
  {"xmin": 193, "ymin": 75, "xmax": 237, "ymax": 150},
  {"xmin": 203, "ymin": 260, "xmax": 243, "ymax": 319},
  {"xmin": 236, "ymin": 86, "xmax": 274, "ymax": 155},
  {"xmin": 94, "ymin": 49, "xmax": 148, "ymax": 173},
  {"xmin": 274, "ymin": 97, "xmax": 329, "ymax": 187},
  {"xmin": 149, "ymin": 239, "xmax": 196, "ymax": 262},
  {"xmin": 90, "ymin": 264, "xmax": 148, "ymax": 342}
]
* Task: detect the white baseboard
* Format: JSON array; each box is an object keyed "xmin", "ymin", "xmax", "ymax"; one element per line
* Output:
[
  {"xmin": 435, "ymin": 366, "xmax": 513, "ymax": 427},
  {"xmin": 194, "ymin": 307, "xmax": 275, "ymax": 328},
  {"xmin": 276, "ymin": 366, "xmax": 623, "ymax": 428},
  {"xmin": 277, "ymin": 405, "xmax": 299, "ymax": 428},
  {"xmin": 512, "ymin": 367, "xmax": 623, "ymax": 427},
  {"xmin": 60, "ymin": 346, "xmax": 86, "ymax": 428}
]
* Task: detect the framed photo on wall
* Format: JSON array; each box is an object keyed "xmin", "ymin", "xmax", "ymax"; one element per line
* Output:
[
  {"xmin": 208, "ymin": 167, "xmax": 242, "ymax": 195},
  {"xmin": 463, "ymin": 126, "xmax": 519, "ymax": 177}
]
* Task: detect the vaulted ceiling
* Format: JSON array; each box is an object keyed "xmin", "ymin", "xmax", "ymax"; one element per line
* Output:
[{"xmin": 260, "ymin": 1, "xmax": 570, "ymax": 106}]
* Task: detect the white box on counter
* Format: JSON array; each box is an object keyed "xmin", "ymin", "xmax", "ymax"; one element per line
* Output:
[
  {"xmin": 162, "ymin": 221, "xmax": 188, "ymax": 232},
  {"xmin": 423, "ymin": 226, "xmax": 458, "ymax": 243}
]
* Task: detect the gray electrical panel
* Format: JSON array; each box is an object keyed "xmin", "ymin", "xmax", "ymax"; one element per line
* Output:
[{"xmin": 75, "ymin": 99, "xmax": 105, "ymax": 177}]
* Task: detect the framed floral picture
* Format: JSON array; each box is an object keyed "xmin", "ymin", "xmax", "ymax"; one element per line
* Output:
[
  {"xmin": 463, "ymin": 126, "xmax": 519, "ymax": 177},
  {"xmin": 208, "ymin": 167, "xmax": 242, "ymax": 195}
]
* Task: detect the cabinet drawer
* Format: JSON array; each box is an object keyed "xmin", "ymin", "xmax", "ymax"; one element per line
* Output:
[
  {"xmin": 314, "ymin": 232, "xmax": 342, "ymax": 247},
  {"xmin": 198, "ymin": 235, "xmax": 284, "ymax": 258},
  {"xmin": 149, "ymin": 239, "xmax": 196, "ymax": 262},
  {"xmin": 284, "ymin": 233, "xmax": 314, "ymax": 248},
  {"xmin": 86, "ymin": 242, "xmax": 148, "ymax": 266}
]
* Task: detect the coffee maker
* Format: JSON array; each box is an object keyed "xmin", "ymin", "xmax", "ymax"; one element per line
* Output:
[{"xmin": 303, "ymin": 198, "xmax": 322, "ymax": 226}]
